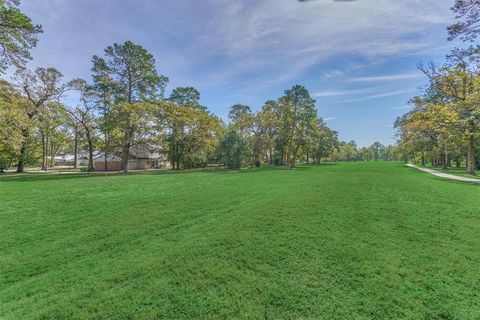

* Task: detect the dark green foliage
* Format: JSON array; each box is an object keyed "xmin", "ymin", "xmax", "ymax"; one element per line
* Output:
[
  {"xmin": 92, "ymin": 41, "xmax": 168, "ymax": 103},
  {"xmin": 228, "ymin": 104, "xmax": 251, "ymax": 123},
  {"xmin": 219, "ymin": 130, "xmax": 248, "ymax": 169},
  {"xmin": 0, "ymin": 153, "xmax": 9, "ymax": 171},
  {"xmin": 169, "ymin": 86, "xmax": 205, "ymax": 111},
  {"xmin": 448, "ymin": 0, "xmax": 480, "ymax": 41},
  {"xmin": 0, "ymin": 0, "xmax": 42, "ymax": 72},
  {"xmin": 372, "ymin": 141, "xmax": 384, "ymax": 161},
  {"xmin": 312, "ymin": 121, "xmax": 338, "ymax": 162}
]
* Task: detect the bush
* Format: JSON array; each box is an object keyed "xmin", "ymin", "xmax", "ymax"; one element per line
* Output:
[
  {"xmin": 219, "ymin": 130, "xmax": 248, "ymax": 169},
  {"xmin": 0, "ymin": 146, "xmax": 13, "ymax": 172},
  {"xmin": 0, "ymin": 161, "xmax": 8, "ymax": 172}
]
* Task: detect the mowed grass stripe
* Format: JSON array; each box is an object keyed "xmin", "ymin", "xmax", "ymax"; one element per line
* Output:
[{"xmin": 0, "ymin": 162, "xmax": 479, "ymax": 319}]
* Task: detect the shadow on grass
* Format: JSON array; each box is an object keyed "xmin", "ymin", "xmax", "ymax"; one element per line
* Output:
[
  {"xmin": 166, "ymin": 163, "xmax": 338, "ymax": 175},
  {"xmin": 0, "ymin": 163, "xmax": 339, "ymax": 183},
  {"xmin": 0, "ymin": 172, "xmax": 118, "ymax": 183}
]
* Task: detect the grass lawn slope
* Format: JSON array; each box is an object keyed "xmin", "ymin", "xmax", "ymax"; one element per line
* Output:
[{"xmin": 1, "ymin": 162, "xmax": 479, "ymax": 319}]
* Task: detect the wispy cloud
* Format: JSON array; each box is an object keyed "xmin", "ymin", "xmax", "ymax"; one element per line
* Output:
[
  {"xmin": 323, "ymin": 116, "xmax": 337, "ymax": 121},
  {"xmin": 197, "ymin": 0, "xmax": 451, "ymax": 85},
  {"xmin": 366, "ymin": 90, "xmax": 415, "ymax": 99},
  {"xmin": 22, "ymin": 0, "xmax": 452, "ymax": 91},
  {"xmin": 349, "ymin": 72, "xmax": 423, "ymax": 82},
  {"xmin": 390, "ymin": 105, "xmax": 412, "ymax": 110},
  {"xmin": 313, "ymin": 88, "xmax": 371, "ymax": 97},
  {"xmin": 322, "ymin": 70, "xmax": 344, "ymax": 79},
  {"xmin": 314, "ymin": 90, "xmax": 351, "ymax": 97},
  {"xmin": 20, "ymin": 0, "xmax": 452, "ymax": 147},
  {"xmin": 340, "ymin": 89, "xmax": 415, "ymax": 103},
  {"xmin": 219, "ymin": 76, "xmax": 271, "ymax": 91}
]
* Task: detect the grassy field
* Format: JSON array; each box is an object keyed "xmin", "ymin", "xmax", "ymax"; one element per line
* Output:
[{"xmin": 1, "ymin": 162, "xmax": 479, "ymax": 319}]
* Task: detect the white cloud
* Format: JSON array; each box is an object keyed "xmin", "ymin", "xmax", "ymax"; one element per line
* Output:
[
  {"xmin": 364, "ymin": 90, "xmax": 415, "ymax": 99},
  {"xmin": 340, "ymin": 89, "xmax": 415, "ymax": 103},
  {"xmin": 219, "ymin": 76, "xmax": 271, "ymax": 91},
  {"xmin": 314, "ymin": 90, "xmax": 352, "ymax": 97},
  {"xmin": 323, "ymin": 70, "xmax": 344, "ymax": 79},
  {"xmin": 198, "ymin": 0, "xmax": 451, "ymax": 84},
  {"xmin": 323, "ymin": 116, "xmax": 337, "ymax": 122},
  {"xmin": 390, "ymin": 105, "xmax": 412, "ymax": 110},
  {"xmin": 349, "ymin": 72, "xmax": 424, "ymax": 82},
  {"xmin": 313, "ymin": 88, "xmax": 371, "ymax": 97},
  {"xmin": 21, "ymin": 0, "xmax": 452, "ymax": 91}
]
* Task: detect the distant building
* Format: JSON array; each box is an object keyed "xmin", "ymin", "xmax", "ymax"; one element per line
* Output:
[
  {"xmin": 93, "ymin": 145, "xmax": 169, "ymax": 171},
  {"xmin": 54, "ymin": 153, "xmax": 91, "ymax": 167}
]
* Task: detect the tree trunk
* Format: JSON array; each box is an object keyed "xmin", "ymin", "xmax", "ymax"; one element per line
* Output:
[
  {"xmin": 50, "ymin": 142, "xmax": 56, "ymax": 168},
  {"xmin": 421, "ymin": 152, "xmax": 425, "ymax": 167},
  {"xmin": 442, "ymin": 153, "xmax": 448, "ymax": 169},
  {"xmin": 73, "ymin": 128, "xmax": 78, "ymax": 169},
  {"xmin": 467, "ymin": 133, "xmax": 475, "ymax": 175},
  {"xmin": 290, "ymin": 145, "xmax": 300, "ymax": 168},
  {"xmin": 122, "ymin": 129, "xmax": 130, "ymax": 173},
  {"xmin": 174, "ymin": 142, "xmax": 180, "ymax": 170},
  {"xmin": 16, "ymin": 129, "xmax": 29, "ymax": 173},
  {"xmin": 104, "ymin": 135, "xmax": 108, "ymax": 172},
  {"xmin": 41, "ymin": 133, "xmax": 48, "ymax": 171},
  {"xmin": 86, "ymin": 131, "xmax": 95, "ymax": 172},
  {"xmin": 122, "ymin": 143, "xmax": 129, "ymax": 173},
  {"xmin": 16, "ymin": 144, "xmax": 26, "ymax": 172}
]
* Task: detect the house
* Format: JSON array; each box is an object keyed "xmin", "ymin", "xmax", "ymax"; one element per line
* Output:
[
  {"xmin": 54, "ymin": 153, "xmax": 90, "ymax": 167},
  {"xmin": 93, "ymin": 145, "xmax": 169, "ymax": 171}
]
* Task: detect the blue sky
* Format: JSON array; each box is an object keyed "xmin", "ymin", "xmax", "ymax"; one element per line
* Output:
[{"xmin": 20, "ymin": 0, "xmax": 457, "ymax": 146}]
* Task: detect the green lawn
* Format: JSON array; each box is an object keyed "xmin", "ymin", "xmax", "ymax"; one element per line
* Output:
[{"xmin": 1, "ymin": 162, "xmax": 479, "ymax": 319}]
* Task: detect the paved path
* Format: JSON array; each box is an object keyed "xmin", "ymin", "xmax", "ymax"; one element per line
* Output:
[{"xmin": 406, "ymin": 163, "xmax": 480, "ymax": 184}]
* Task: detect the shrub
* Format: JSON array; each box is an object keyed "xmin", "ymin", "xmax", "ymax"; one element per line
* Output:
[{"xmin": 219, "ymin": 130, "xmax": 248, "ymax": 169}]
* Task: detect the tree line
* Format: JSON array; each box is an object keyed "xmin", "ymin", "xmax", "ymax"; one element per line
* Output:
[
  {"xmin": 395, "ymin": 0, "xmax": 480, "ymax": 175},
  {"xmin": 0, "ymin": 53, "xmax": 340, "ymax": 173},
  {"xmin": 0, "ymin": 0, "xmax": 396, "ymax": 173}
]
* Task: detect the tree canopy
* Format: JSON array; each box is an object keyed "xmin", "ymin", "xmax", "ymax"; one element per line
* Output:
[
  {"xmin": 0, "ymin": 0, "xmax": 42, "ymax": 72},
  {"xmin": 448, "ymin": 0, "xmax": 480, "ymax": 42}
]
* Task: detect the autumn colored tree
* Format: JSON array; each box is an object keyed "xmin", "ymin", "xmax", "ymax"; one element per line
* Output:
[
  {"xmin": 0, "ymin": 80, "xmax": 29, "ymax": 171},
  {"xmin": 419, "ymin": 48, "xmax": 480, "ymax": 174},
  {"xmin": 156, "ymin": 101, "xmax": 223, "ymax": 169},
  {"xmin": 14, "ymin": 67, "xmax": 66, "ymax": 171}
]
